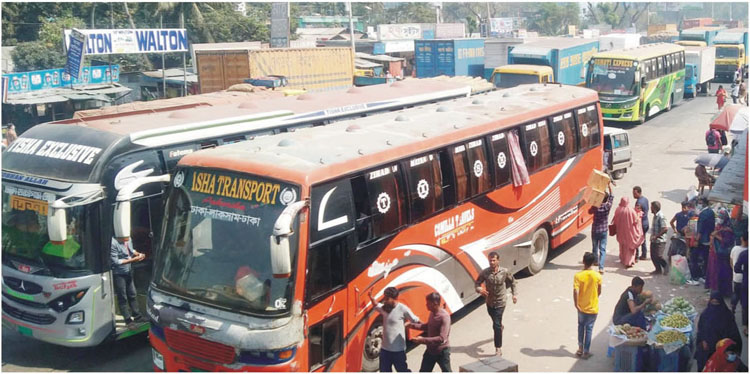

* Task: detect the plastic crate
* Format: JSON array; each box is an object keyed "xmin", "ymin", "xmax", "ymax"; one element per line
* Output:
[{"xmin": 614, "ymin": 344, "xmax": 643, "ymax": 372}]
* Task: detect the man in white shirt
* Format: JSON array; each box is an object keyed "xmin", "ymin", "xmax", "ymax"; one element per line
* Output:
[
  {"xmin": 730, "ymin": 232, "xmax": 748, "ymax": 313},
  {"xmin": 368, "ymin": 287, "xmax": 420, "ymax": 372}
]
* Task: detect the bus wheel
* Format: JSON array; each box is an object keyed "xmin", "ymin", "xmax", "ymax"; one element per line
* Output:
[
  {"xmin": 361, "ymin": 323, "xmax": 383, "ymax": 372},
  {"xmin": 525, "ymin": 227, "xmax": 549, "ymax": 275},
  {"xmin": 612, "ymin": 169, "xmax": 625, "ymax": 180}
]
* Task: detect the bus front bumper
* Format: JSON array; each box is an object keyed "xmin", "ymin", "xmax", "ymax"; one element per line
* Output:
[
  {"xmin": 600, "ymin": 107, "xmax": 640, "ymax": 122},
  {"xmin": 150, "ymin": 330, "xmax": 296, "ymax": 372}
]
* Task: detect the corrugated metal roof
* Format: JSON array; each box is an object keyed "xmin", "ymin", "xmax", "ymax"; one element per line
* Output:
[
  {"xmin": 4, "ymin": 84, "xmax": 131, "ymax": 105},
  {"xmin": 356, "ymin": 52, "xmax": 405, "ymax": 62},
  {"xmin": 709, "ymin": 128, "xmax": 747, "ymax": 209}
]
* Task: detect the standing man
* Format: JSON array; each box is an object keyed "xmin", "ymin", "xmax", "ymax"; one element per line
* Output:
[
  {"xmin": 368, "ymin": 287, "xmax": 420, "ymax": 372},
  {"xmin": 670, "ymin": 201, "xmax": 695, "ymax": 237},
  {"xmin": 731, "ymin": 80, "xmax": 741, "ymax": 104},
  {"xmin": 589, "ymin": 185, "xmax": 614, "ymax": 274},
  {"xmin": 573, "ymin": 253, "xmax": 602, "ymax": 359},
  {"xmin": 110, "ymin": 237, "xmax": 145, "ymax": 328},
  {"xmin": 730, "ymin": 231, "xmax": 748, "ymax": 314},
  {"xmin": 409, "ymin": 293, "xmax": 451, "ymax": 372},
  {"xmin": 475, "ymin": 252, "xmax": 518, "ymax": 356},
  {"xmin": 650, "ymin": 201, "xmax": 669, "ymax": 275},
  {"xmin": 694, "ymin": 197, "xmax": 715, "ymax": 284},
  {"xmin": 633, "ymin": 186, "xmax": 650, "ymax": 261}
]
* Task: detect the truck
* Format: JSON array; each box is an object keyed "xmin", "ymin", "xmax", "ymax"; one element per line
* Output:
[
  {"xmin": 491, "ymin": 37, "xmax": 599, "ymax": 87},
  {"xmin": 599, "ymin": 33, "xmax": 641, "ymax": 52},
  {"xmin": 195, "ymin": 48, "xmax": 354, "ymax": 94},
  {"xmin": 714, "ymin": 28, "xmax": 749, "ymax": 82},
  {"xmin": 682, "ymin": 18, "xmax": 713, "ymax": 29},
  {"xmin": 483, "ymin": 38, "xmax": 528, "ymax": 80},
  {"xmin": 415, "ymin": 39, "xmax": 485, "ymax": 78},
  {"xmin": 677, "ymin": 26, "xmax": 725, "ymax": 47},
  {"xmin": 684, "ymin": 46, "xmax": 716, "ymax": 98}
]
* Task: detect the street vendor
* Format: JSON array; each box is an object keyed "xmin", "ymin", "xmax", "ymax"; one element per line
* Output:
[{"xmin": 612, "ymin": 276, "xmax": 650, "ymax": 329}]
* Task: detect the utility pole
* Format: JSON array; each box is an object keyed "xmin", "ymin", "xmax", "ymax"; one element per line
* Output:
[
  {"xmin": 348, "ymin": 2, "xmax": 356, "ymax": 71},
  {"xmin": 161, "ymin": 15, "xmax": 166, "ymax": 99},
  {"xmin": 109, "ymin": 3, "xmax": 113, "ymax": 85},
  {"xmin": 181, "ymin": 9, "xmax": 187, "ymax": 97}
]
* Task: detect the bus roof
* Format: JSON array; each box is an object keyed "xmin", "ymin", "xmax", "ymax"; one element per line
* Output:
[
  {"xmin": 51, "ymin": 78, "xmax": 473, "ymax": 140},
  {"xmin": 515, "ymin": 37, "xmax": 598, "ymax": 49},
  {"xmin": 592, "ymin": 43, "xmax": 685, "ymax": 61},
  {"xmin": 180, "ymin": 84, "xmax": 598, "ymax": 186}
]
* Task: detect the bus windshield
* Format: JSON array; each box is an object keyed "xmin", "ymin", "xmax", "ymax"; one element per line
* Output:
[
  {"xmin": 2, "ymin": 185, "xmax": 99, "ymax": 277},
  {"xmin": 588, "ymin": 59, "xmax": 638, "ymax": 96},
  {"xmin": 716, "ymin": 47, "xmax": 740, "ymax": 59},
  {"xmin": 154, "ymin": 168, "xmax": 300, "ymax": 316},
  {"xmin": 494, "ymin": 73, "xmax": 540, "ymax": 88}
]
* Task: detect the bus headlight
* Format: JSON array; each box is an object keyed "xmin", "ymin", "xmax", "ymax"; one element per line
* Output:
[
  {"xmin": 621, "ymin": 100, "xmax": 638, "ymax": 109},
  {"xmin": 66, "ymin": 311, "xmax": 85, "ymax": 324},
  {"xmin": 238, "ymin": 346, "xmax": 296, "ymax": 365},
  {"xmin": 49, "ymin": 289, "xmax": 88, "ymax": 313},
  {"xmin": 152, "ymin": 349, "xmax": 165, "ymax": 370}
]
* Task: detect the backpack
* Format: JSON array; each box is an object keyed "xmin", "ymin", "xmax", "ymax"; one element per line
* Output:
[{"xmin": 706, "ymin": 131, "xmax": 717, "ymax": 147}]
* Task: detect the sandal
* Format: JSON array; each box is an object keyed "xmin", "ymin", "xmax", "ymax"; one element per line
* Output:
[
  {"xmin": 582, "ymin": 352, "xmax": 593, "ymax": 360},
  {"xmin": 575, "ymin": 348, "xmax": 583, "ymax": 357}
]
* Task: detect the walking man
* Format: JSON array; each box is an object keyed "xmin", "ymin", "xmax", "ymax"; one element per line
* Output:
[
  {"xmin": 368, "ymin": 287, "xmax": 420, "ymax": 372},
  {"xmin": 589, "ymin": 185, "xmax": 614, "ymax": 274},
  {"xmin": 110, "ymin": 237, "xmax": 145, "ymax": 328},
  {"xmin": 475, "ymin": 251, "xmax": 518, "ymax": 356},
  {"xmin": 650, "ymin": 201, "xmax": 669, "ymax": 275},
  {"xmin": 574, "ymin": 253, "xmax": 602, "ymax": 359},
  {"xmin": 633, "ymin": 186, "xmax": 650, "ymax": 261},
  {"xmin": 409, "ymin": 293, "xmax": 451, "ymax": 372},
  {"xmin": 693, "ymin": 197, "xmax": 715, "ymax": 284}
]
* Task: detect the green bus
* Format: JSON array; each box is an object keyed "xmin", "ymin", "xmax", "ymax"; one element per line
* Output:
[{"xmin": 586, "ymin": 43, "xmax": 686, "ymax": 124}]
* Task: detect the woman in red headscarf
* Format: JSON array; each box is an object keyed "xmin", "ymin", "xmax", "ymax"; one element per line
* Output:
[
  {"xmin": 612, "ymin": 197, "xmax": 644, "ymax": 268},
  {"xmin": 703, "ymin": 338, "xmax": 747, "ymax": 372}
]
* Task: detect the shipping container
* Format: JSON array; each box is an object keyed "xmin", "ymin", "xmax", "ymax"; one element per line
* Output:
[
  {"xmin": 684, "ymin": 46, "xmax": 716, "ymax": 97},
  {"xmin": 507, "ymin": 37, "xmax": 599, "ymax": 85},
  {"xmin": 682, "ymin": 18, "xmax": 714, "ymax": 29},
  {"xmin": 599, "ymin": 33, "xmax": 641, "ymax": 52},
  {"xmin": 415, "ymin": 39, "xmax": 485, "ymax": 78},
  {"xmin": 196, "ymin": 48, "xmax": 354, "ymax": 94},
  {"xmin": 483, "ymin": 38, "xmax": 528, "ymax": 79}
]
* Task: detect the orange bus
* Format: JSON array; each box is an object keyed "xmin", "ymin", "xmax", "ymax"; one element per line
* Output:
[{"xmin": 147, "ymin": 83, "xmax": 603, "ymax": 371}]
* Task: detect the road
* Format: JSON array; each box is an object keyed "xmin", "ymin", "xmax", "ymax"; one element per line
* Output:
[{"xmin": 2, "ymin": 91, "xmax": 747, "ymax": 372}]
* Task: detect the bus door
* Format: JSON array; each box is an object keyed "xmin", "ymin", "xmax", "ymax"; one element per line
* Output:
[{"xmin": 307, "ymin": 179, "xmax": 357, "ymax": 371}]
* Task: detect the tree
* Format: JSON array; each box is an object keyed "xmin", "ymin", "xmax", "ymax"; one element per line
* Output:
[
  {"xmin": 12, "ymin": 41, "xmax": 67, "ymax": 71},
  {"xmin": 387, "ymin": 3, "xmax": 436, "ymax": 24},
  {"xmin": 38, "ymin": 15, "xmax": 86, "ymax": 51},
  {"xmin": 527, "ymin": 3, "xmax": 580, "ymax": 36},
  {"xmin": 584, "ymin": 2, "xmax": 650, "ymax": 30}
]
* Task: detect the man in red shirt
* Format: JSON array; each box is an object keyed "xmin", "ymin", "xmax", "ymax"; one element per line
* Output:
[{"xmin": 409, "ymin": 292, "xmax": 452, "ymax": 372}]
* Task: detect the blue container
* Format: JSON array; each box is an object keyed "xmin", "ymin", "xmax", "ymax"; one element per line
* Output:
[
  {"xmin": 614, "ymin": 344, "xmax": 645, "ymax": 372},
  {"xmin": 415, "ymin": 39, "xmax": 485, "ymax": 78},
  {"xmin": 507, "ymin": 37, "xmax": 599, "ymax": 86}
]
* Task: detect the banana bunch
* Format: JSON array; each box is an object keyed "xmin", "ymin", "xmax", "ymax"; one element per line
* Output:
[
  {"xmin": 655, "ymin": 330, "xmax": 687, "ymax": 345},
  {"xmin": 661, "ymin": 313, "xmax": 690, "ymax": 329}
]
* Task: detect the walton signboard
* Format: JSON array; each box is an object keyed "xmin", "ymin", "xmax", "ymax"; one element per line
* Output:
[{"xmin": 64, "ymin": 29, "xmax": 188, "ymax": 55}]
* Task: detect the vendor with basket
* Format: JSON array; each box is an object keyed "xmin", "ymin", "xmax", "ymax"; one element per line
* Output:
[{"xmin": 613, "ymin": 277, "xmax": 651, "ymax": 330}]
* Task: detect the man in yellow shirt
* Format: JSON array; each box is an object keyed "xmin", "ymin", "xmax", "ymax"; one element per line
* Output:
[{"xmin": 573, "ymin": 252, "xmax": 602, "ymax": 359}]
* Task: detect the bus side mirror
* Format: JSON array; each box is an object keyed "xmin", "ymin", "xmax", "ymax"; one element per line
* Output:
[
  {"xmin": 113, "ymin": 201, "xmax": 132, "ymax": 240},
  {"xmin": 47, "ymin": 203, "xmax": 67, "ymax": 243},
  {"xmin": 270, "ymin": 200, "xmax": 308, "ymax": 278}
]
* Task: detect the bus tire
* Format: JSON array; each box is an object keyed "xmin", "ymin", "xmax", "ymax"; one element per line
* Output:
[
  {"xmin": 612, "ymin": 169, "xmax": 625, "ymax": 180},
  {"xmin": 361, "ymin": 322, "xmax": 383, "ymax": 372},
  {"xmin": 525, "ymin": 227, "xmax": 549, "ymax": 275}
]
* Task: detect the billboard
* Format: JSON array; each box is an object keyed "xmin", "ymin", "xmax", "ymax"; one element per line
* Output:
[
  {"xmin": 4, "ymin": 65, "xmax": 120, "ymax": 94},
  {"xmin": 489, "ymin": 18, "xmax": 514, "ymax": 36},
  {"xmin": 64, "ymin": 29, "xmax": 188, "ymax": 55},
  {"xmin": 65, "ymin": 29, "xmax": 87, "ymax": 79}
]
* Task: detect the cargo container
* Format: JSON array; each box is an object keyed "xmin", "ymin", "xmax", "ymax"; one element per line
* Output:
[
  {"xmin": 483, "ymin": 38, "xmax": 528, "ymax": 79},
  {"xmin": 684, "ymin": 46, "xmax": 716, "ymax": 97},
  {"xmin": 678, "ymin": 26, "xmax": 725, "ymax": 46},
  {"xmin": 682, "ymin": 18, "xmax": 714, "ymax": 29},
  {"xmin": 414, "ymin": 39, "xmax": 485, "ymax": 78},
  {"xmin": 196, "ymin": 48, "xmax": 354, "ymax": 94},
  {"xmin": 648, "ymin": 24, "xmax": 677, "ymax": 36},
  {"xmin": 714, "ymin": 28, "xmax": 749, "ymax": 82},
  {"xmin": 599, "ymin": 33, "xmax": 641, "ymax": 51},
  {"xmin": 505, "ymin": 37, "xmax": 599, "ymax": 86}
]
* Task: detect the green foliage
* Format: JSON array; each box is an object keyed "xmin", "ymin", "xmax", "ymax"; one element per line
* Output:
[
  {"xmin": 527, "ymin": 3, "xmax": 580, "ymax": 36},
  {"xmin": 388, "ymin": 3, "xmax": 436, "ymax": 24},
  {"xmin": 12, "ymin": 41, "xmax": 67, "ymax": 71},
  {"xmin": 38, "ymin": 15, "xmax": 87, "ymax": 51}
]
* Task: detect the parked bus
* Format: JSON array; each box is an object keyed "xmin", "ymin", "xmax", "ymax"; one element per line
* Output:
[
  {"xmin": 586, "ymin": 43, "xmax": 685, "ymax": 124},
  {"xmin": 148, "ymin": 83, "xmax": 604, "ymax": 371},
  {"xmin": 0, "ymin": 79, "xmax": 475, "ymax": 347}
]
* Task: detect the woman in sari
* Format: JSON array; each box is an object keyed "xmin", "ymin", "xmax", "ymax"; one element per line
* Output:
[
  {"xmin": 706, "ymin": 208, "xmax": 735, "ymax": 297},
  {"xmin": 612, "ymin": 197, "xmax": 643, "ymax": 268},
  {"xmin": 703, "ymin": 338, "xmax": 747, "ymax": 372},
  {"xmin": 695, "ymin": 291, "xmax": 743, "ymax": 371}
]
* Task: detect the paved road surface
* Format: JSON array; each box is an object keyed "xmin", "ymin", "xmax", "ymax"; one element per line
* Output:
[{"xmin": 2, "ymin": 90, "xmax": 747, "ymax": 372}]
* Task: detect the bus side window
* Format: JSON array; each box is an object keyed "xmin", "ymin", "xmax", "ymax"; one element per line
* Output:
[
  {"xmin": 451, "ymin": 144, "xmax": 470, "ymax": 201},
  {"xmin": 308, "ymin": 313, "xmax": 343, "ymax": 370},
  {"xmin": 437, "ymin": 150, "xmax": 456, "ymax": 207},
  {"xmin": 365, "ymin": 164, "xmax": 408, "ymax": 237},
  {"xmin": 466, "ymin": 138, "xmax": 492, "ymax": 195},
  {"xmin": 577, "ymin": 105, "xmax": 601, "ymax": 150},
  {"xmin": 351, "ymin": 176, "xmax": 373, "ymax": 244},
  {"xmin": 306, "ymin": 236, "xmax": 350, "ymax": 304},
  {"xmin": 522, "ymin": 119, "xmax": 552, "ymax": 173},
  {"xmin": 550, "ymin": 112, "xmax": 578, "ymax": 163},
  {"xmin": 405, "ymin": 152, "xmax": 444, "ymax": 222},
  {"xmin": 489, "ymin": 131, "xmax": 512, "ymax": 187},
  {"xmin": 130, "ymin": 196, "xmax": 160, "ymax": 259},
  {"xmin": 657, "ymin": 58, "xmax": 663, "ymax": 77}
]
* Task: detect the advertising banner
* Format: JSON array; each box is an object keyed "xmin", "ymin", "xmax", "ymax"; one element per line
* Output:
[
  {"xmin": 65, "ymin": 29, "xmax": 86, "ymax": 79},
  {"xmin": 4, "ymin": 65, "xmax": 120, "ymax": 94},
  {"xmin": 378, "ymin": 24, "xmax": 423, "ymax": 40},
  {"xmin": 489, "ymin": 18, "xmax": 514, "ymax": 36},
  {"xmin": 64, "ymin": 29, "xmax": 188, "ymax": 55}
]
